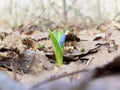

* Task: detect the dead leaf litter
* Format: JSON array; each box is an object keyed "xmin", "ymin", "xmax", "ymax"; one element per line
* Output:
[{"xmin": 0, "ymin": 21, "xmax": 120, "ymax": 90}]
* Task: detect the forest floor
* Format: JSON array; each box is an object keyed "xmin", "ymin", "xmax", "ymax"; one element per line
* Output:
[{"xmin": 0, "ymin": 20, "xmax": 120, "ymax": 90}]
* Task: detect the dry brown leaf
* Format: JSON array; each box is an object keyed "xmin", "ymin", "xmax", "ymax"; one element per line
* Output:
[
  {"xmin": 29, "ymin": 30, "xmax": 48, "ymax": 41},
  {"xmin": 3, "ymin": 32, "xmax": 25, "ymax": 54}
]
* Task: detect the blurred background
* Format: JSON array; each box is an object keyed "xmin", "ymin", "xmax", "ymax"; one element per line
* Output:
[{"xmin": 0, "ymin": 0, "xmax": 120, "ymax": 29}]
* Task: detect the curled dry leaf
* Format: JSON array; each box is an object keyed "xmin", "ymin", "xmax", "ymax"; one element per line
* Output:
[
  {"xmin": 28, "ymin": 30, "xmax": 49, "ymax": 41},
  {"xmin": 96, "ymin": 23, "xmax": 108, "ymax": 32},
  {"xmin": 3, "ymin": 32, "xmax": 25, "ymax": 54},
  {"xmin": 93, "ymin": 33, "xmax": 106, "ymax": 41},
  {"xmin": 22, "ymin": 38, "xmax": 39, "ymax": 50}
]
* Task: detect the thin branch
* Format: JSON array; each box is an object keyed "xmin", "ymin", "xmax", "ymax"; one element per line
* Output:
[
  {"xmin": 31, "ymin": 69, "xmax": 89, "ymax": 89},
  {"xmin": 63, "ymin": 0, "xmax": 67, "ymax": 24}
]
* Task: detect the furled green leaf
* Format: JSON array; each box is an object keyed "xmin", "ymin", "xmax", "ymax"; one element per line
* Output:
[
  {"xmin": 54, "ymin": 29, "xmax": 64, "ymax": 43},
  {"xmin": 48, "ymin": 29, "xmax": 63, "ymax": 66}
]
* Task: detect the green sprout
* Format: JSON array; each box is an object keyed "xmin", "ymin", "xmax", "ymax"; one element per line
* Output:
[
  {"xmin": 40, "ymin": 43, "xmax": 45, "ymax": 49},
  {"xmin": 48, "ymin": 29, "xmax": 66, "ymax": 67}
]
